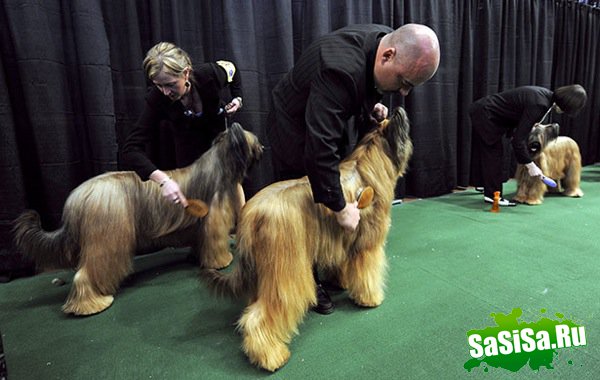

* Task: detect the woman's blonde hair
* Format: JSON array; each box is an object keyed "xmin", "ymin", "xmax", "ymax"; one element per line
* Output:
[{"xmin": 143, "ymin": 42, "xmax": 193, "ymax": 80}]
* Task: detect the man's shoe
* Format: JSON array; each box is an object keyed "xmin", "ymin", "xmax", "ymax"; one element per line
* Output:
[
  {"xmin": 484, "ymin": 196, "xmax": 516, "ymax": 207},
  {"xmin": 313, "ymin": 284, "xmax": 334, "ymax": 315},
  {"xmin": 321, "ymin": 279, "xmax": 344, "ymax": 292}
]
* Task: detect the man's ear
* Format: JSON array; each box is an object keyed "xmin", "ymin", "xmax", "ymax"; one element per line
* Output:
[{"xmin": 382, "ymin": 47, "xmax": 396, "ymax": 62}]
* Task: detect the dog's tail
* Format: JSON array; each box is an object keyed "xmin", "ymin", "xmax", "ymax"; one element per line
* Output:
[
  {"xmin": 200, "ymin": 253, "xmax": 256, "ymax": 299},
  {"xmin": 13, "ymin": 210, "xmax": 77, "ymax": 270}
]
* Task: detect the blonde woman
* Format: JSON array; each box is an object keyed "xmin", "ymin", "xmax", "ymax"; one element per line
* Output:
[{"xmin": 122, "ymin": 42, "xmax": 244, "ymax": 207}]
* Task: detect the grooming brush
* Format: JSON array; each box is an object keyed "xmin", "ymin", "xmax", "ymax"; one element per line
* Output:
[
  {"xmin": 540, "ymin": 175, "xmax": 557, "ymax": 188},
  {"xmin": 185, "ymin": 199, "xmax": 209, "ymax": 218},
  {"xmin": 356, "ymin": 186, "xmax": 375, "ymax": 209}
]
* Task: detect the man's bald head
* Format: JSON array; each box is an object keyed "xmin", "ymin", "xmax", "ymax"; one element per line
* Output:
[{"xmin": 374, "ymin": 24, "xmax": 440, "ymax": 95}]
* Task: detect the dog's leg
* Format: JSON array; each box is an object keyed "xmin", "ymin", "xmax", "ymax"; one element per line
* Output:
[
  {"xmin": 516, "ymin": 175, "xmax": 545, "ymax": 205},
  {"xmin": 63, "ymin": 251, "xmax": 133, "ymax": 316},
  {"xmin": 238, "ymin": 300, "xmax": 292, "ymax": 372},
  {"xmin": 562, "ymin": 160, "xmax": 584, "ymax": 198},
  {"xmin": 563, "ymin": 185, "xmax": 584, "ymax": 197},
  {"xmin": 525, "ymin": 179, "xmax": 545, "ymax": 205},
  {"xmin": 513, "ymin": 166, "xmax": 532, "ymax": 204},
  {"xmin": 341, "ymin": 245, "xmax": 387, "ymax": 307},
  {"xmin": 238, "ymin": 251, "xmax": 314, "ymax": 372},
  {"xmin": 63, "ymin": 267, "xmax": 115, "ymax": 315},
  {"xmin": 513, "ymin": 186, "xmax": 530, "ymax": 204},
  {"xmin": 63, "ymin": 228, "xmax": 135, "ymax": 316},
  {"xmin": 236, "ymin": 183, "xmax": 246, "ymax": 212},
  {"xmin": 514, "ymin": 164, "xmax": 544, "ymax": 205},
  {"xmin": 199, "ymin": 193, "xmax": 234, "ymax": 269}
]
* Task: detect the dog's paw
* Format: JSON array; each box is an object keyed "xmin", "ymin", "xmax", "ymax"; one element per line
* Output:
[
  {"xmin": 63, "ymin": 294, "xmax": 114, "ymax": 316},
  {"xmin": 351, "ymin": 293, "xmax": 383, "ymax": 308},
  {"xmin": 354, "ymin": 299, "xmax": 383, "ymax": 308},
  {"xmin": 524, "ymin": 198, "xmax": 543, "ymax": 205},
  {"xmin": 204, "ymin": 251, "xmax": 234, "ymax": 269},
  {"xmin": 564, "ymin": 188, "xmax": 584, "ymax": 197},
  {"xmin": 512, "ymin": 195, "xmax": 526, "ymax": 203},
  {"xmin": 247, "ymin": 341, "xmax": 291, "ymax": 372},
  {"xmin": 257, "ymin": 350, "xmax": 291, "ymax": 372}
]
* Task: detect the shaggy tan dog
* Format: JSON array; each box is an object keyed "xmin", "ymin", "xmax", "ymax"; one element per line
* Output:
[
  {"xmin": 13, "ymin": 123, "xmax": 262, "ymax": 315},
  {"xmin": 202, "ymin": 107, "xmax": 413, "ymax": 371},
  {"xmin": 514, "ymin": 123, "xmax": 583, "ymax": 205}
]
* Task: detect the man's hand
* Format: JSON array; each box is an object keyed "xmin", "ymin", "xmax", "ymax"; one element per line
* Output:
[
  {"xmin": 371, "ymin": 103, "xmax": 388, "ymax": 122},
  {"xmin": 334, "ymin": 202, "xmax": 360, "ymax": 231}
]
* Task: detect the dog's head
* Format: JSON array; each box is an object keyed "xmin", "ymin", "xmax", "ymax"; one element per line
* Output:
[
  {"xmin": 379, "ymin": 106, "xmax": 413, "ymax": 175},
  {"xmin": 205, "ymin": 122, "xmax": 263, "ymax": 182},
  {"xmin": 227, "ymin": 122, "xmax": 264, "ymax": 172},
  {"xmin": 528, "ymin": 122, "xmax": 560, "ymax": 158}
]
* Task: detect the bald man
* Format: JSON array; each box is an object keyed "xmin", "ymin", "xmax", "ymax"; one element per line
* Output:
[{"xmin": 266, "ymin": 23, "xmax": 440, "ymax": 314}]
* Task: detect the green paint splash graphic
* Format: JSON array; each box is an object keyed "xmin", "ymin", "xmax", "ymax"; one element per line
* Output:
[{"xmin": 464, "ymin": 308, "xmax": 585, "ymax": 373}]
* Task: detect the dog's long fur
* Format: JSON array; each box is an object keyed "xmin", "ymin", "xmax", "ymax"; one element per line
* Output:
[
  {"xmin": 202, "ymin": 107, "xmax": 413, "ymax": 371},
  {"xmin": 13, "ymin": 122, "xmax": 263, "ymax": 315},
  {"xmin": 514, "ymin": 123, "xmax": 583, "ymax": 205}
]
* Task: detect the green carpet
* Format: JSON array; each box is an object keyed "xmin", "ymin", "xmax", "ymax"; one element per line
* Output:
[{"xmin": 2, "ymin": 165, "xmax": 599, "ymax": 379}]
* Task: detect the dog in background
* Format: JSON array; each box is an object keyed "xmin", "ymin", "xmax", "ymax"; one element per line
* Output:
[
  {"xmin": 13, "ymin": 122, "xmax": 263, "ymax": 316},
  {"xmin": 202, "ymin": 107, "xmax": 413, "ymax": 372},
  {"xmin": 514, "ymin": 122, "xmax": 583, "ymax": 205}
]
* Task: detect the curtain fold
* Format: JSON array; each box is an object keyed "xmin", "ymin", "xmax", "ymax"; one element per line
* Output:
[
  {"xmin": 2, "ymin": 0, "xmax": 600, "ymax": 272},
  {"xmin": 552, "ymin": 1, "xmax": 600, "ymax": 164}
]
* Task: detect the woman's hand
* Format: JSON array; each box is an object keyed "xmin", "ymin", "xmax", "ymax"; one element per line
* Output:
[
  {"xmin": 225, "ymin": 97, "xmax": 242, "ymax": 115},
  {"xmin": 160, "ymin": 178, "xmax": 188, "ymax": 207},
  {"xmin": 525, "ymin": 162, "xmax": 543, "ymax": 177}
]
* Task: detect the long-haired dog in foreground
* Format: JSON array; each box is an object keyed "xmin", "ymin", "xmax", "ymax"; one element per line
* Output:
[
  {"xmin": 514, "ymin": 122, "xmax": 583, "ymax": 205},
  {"xmin": 202, "ymin": 107, "xmax": 413, "ymax": 371},
  {"xmin": 13, "ymin": 122, "xmax": 263, "ymax": 316}
]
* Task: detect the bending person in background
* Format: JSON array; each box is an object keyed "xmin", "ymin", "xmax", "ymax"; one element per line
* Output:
[
  {"xmin": 267, "ymin": 23, "xmax": 440, "ymax": 314},
  {"xmin": 469, "ymin": 84, "xmax": 587, "ymax": 207},
  {"xmin": 122, "ymin": 42, "xmax": 244, "ymax": 207}
]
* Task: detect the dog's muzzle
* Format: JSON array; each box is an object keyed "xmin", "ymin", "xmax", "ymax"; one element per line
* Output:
[
  {"xmin": 528, "ymin": 141, "xmax": 542, "ymax": 154},
  {"xmin": 527, "ymin": 123, "xmax": 560, "ymax": 155}
]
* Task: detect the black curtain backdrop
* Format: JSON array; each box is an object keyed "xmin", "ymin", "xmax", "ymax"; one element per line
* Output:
[{"xmin": 1, "ymin": 0, "xmax": 599, "ymax": 271}]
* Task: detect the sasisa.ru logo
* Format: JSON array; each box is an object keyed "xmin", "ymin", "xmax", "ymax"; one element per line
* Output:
[
  {"xmin": 464, "ymin": 308, "xmax": 586, "ymax": 373},
  {"xmin": 468, "ymin": 324, "xmax": 586, "ymax": 358}
]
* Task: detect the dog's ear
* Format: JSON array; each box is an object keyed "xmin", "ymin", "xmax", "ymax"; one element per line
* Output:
[
  {"xmin": 228, "ymin": 122, "xmax": 246, "ymax": 146},
  {"xmin": 547, "ymin": 123, "xmax": 560, "ymax": 141},
  {"xmin": 381, "ymin": 106, "xmax": 412, "ymax": 173},
  {"xmin": 227, "ymin": 122, "xmax": 251, "ymax": 172}
]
